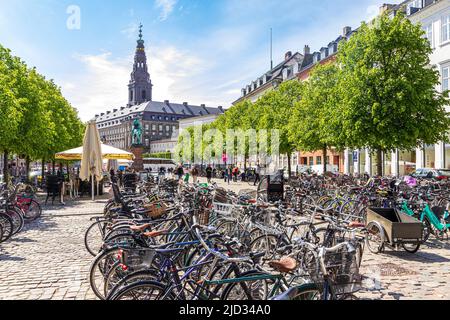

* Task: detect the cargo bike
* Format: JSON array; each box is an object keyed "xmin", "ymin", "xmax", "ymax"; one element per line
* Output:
[{"xmin": 365, "ymin": 208, "xmax": 423, "ymax": 254}]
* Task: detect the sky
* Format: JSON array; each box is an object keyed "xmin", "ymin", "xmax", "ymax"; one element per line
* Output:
[{"xmin": 0, "ymin": 0, "xmax": 403, "ymax": 121}]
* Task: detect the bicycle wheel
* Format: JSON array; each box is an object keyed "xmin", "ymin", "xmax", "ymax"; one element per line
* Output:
[
  {"xmin": 106, "ymin": 268, "xmax": 162, "ymax": 300},
  {"xmin": 22, "ymin": 200, "xmax": 42, "ymax": 221},
  {"xmin": 85, "ymin": 220, "xmax": 109, "ymax": 256},
  {"xmin": 89, "ymin": 247, "xmax": 123, "ymax": 300},
  {"xmin": 0, "ymin": 212, "xmax": 13, "ymax": 242},
  {"xmin": 271, "ymin": 283, "xmax": 321, "ymax": 300},
  {"xmin": 6, "ymin": 208, "xmax": 24, "ymax": 235},
  {"xmin": 221, "ymin": 270, "xmax": 269, "ymax": 300},
  {"xmin": 110, "ymin": 280, "xmax": 172, "ymax": 300},
  {"xmin": 366, "ymin": 221, "xmax": 385, "ymax": 254}
]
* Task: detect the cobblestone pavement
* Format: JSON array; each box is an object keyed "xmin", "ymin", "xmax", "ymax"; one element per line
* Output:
[
  {"xmin": 1, "ymin": 185, "xmax": 450, "ymax": 300},
  {"xmin": 0, "ymin": 197, "xmax": 106, "ymax": 300},
  {"xmin": 357, "ymin": 239, "xmax": 450, "ymax": 300}
]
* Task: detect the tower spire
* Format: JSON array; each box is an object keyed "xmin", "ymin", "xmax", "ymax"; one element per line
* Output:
[{"xmin": 128, "ymin": 24, "xmax": 153, "ymax": 106}]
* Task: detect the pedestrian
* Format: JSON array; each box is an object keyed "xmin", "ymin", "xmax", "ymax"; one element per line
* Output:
[
  {"xmin": 184, "ymin": 169, "xmax": 190, "ymax": 184},
  {"xmin": 117, "ymin": 169, "xmax": 123, "ymax": 187},
  {"xmin": 176, "ymin": 164, "xmax": 184, "ymax": 181},
  {"xmin": 254, "ymin": 164, "xmax": 261, "ymax": 186},
  {"xmin": 224, "ymin": 165, "xmax": 232, "ymax": 185},
  {"xmin": 206, "ymin": 165, "xmax": 213, "ymax": 184},
  {"xmin": 232, "ymin": 166, "xmax": 239, "ymax": 182},
  {"xmin": 191, "ymin": 166, "xmax": 199, "ymax": 184}
]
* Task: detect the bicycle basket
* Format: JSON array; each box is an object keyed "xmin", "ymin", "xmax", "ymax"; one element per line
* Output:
[
  {"xmin": 306, "ymin": 247, "xmax": 361, "ymax": 295},
  {"xmin": 121, "ymin": 248, "xmax": 157, "ymax": 269},
  {"xmin": 213, "ymin": 202, "xmax": 234, "ymax": 216},
  {"xmin": 195, "ymin": 208, "xmax": 211, "ymax": 226},
  {"xmin": 143, "ymin": 201, "xmax": 168, "ymax": 218}
]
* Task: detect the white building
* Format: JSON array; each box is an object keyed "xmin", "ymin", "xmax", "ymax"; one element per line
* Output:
[
  {"xmin": 150, "ymin": 138, "xmax": 178, "ymax": 154},
  {"xmin": 408, "ymin": 0, "xmax": 450, "ymax": 171},
  {"xmin": 344, "ymin": 0, "xmax": 450, "ymax": 176},
  {"xmin": 178, "ymin": 114, "xmax": 222, "ymax": 134}
]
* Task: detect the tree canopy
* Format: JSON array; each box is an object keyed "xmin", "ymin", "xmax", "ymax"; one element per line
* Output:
[{"xmin": 0, "ymin": 44, "xmax": 84, "ymax": 182}]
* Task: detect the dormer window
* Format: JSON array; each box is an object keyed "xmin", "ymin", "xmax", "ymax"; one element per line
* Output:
[{"xmin": 407, "ymin": 0, "xmax": 422, "ymax": 15}]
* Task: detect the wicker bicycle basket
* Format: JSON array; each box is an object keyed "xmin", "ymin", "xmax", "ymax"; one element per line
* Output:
[
  {"xmin": 306, "ymin": 247, "xmax": 361, "ymax": 295},
  {"xmin": 195, "ymin": 208, "xmax": 211, "ymax": 226},
  {"xmin": 143, "ymin": 201, "xmax": 168, "ymax": 219}
]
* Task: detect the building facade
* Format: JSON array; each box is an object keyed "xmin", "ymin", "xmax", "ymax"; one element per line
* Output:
[
  {"xmin": 94, "ymin": 25, "xmax": 224, "ymax": 153},
  {"xmin": 343, "ymin": 0, "xmax": 450, "ymax": 176},
  {"xmin": 233, "ymin": 51, "xmax": 308, "ymax": 105}
]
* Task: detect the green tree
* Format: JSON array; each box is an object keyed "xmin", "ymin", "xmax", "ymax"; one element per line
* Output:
[
  {"xmin": 337, "ymin": 13, "xmax": 450, "ymax": 175},
  {"xmin": 289, "ymin": 63, "xmax": 342, "ymax": 174},
  {"xmin": 0, "ymin": 46, "xmax": 23, "ymax": 183},
  {"xmin": 258, "ymin": 80, "xmax": 303, "ymax": 178}
]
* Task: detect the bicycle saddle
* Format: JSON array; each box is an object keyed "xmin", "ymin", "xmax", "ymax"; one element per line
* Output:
[{"xmin": 268, "ymin": 257, "xmax": 298, "ymax": 273}]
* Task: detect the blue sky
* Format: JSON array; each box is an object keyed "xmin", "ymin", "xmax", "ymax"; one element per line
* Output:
[{"xmin": 0, "ymin": 0, "xmax": 403, "ymax": 121}]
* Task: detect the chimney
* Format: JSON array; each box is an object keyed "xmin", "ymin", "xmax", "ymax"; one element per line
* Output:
[
  {"xmin": 164, "ymin": 100, "xmax": 169, "ymax": 104},
  {"xmin": 379, "ymin": 4, "xmax": 394, "ymax": 15},
  {"xmin": 183, "ymin": 102, "xmax": 188, "ymax": 106},
  {"xmin": 304, "ymin": 45, "xmax": 311, "ymax": 55},
  {"xmin": 201, "ymin": 104, "xmax": 206, "ymax": 108},
  {"xmin": 285, "ymin": 51, "xmax": 293, "ymax": 60},
  {"xmin": 95, "ymin": 114, "xmax": 99, "ymax": 118},
  {"xmin": 343, "ymin": 26, "xmax": 352, "ymax": 37}
]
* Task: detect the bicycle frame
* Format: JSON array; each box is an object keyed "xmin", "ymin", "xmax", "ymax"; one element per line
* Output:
[{"xmin": 401, "ymin": 202, "xmax": 450, "ymax": 232}]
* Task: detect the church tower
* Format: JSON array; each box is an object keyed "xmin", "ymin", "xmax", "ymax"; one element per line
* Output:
[{"xmin": 128, "ymin": 24, "xmax": 153, "ymax": 106}]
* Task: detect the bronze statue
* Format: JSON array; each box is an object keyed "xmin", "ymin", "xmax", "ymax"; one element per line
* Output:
[{"xmin": 132, "ymin": 118, "xmax": 143, "ymax": 145}]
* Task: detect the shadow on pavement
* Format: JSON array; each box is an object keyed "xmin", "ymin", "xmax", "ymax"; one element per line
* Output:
[
  {"xmin": 0, "ymin": 251, "xmax": 25, "ymax": 262},
  {"xmin": 384, "ymin": 250, "xmax": 450, "ymax": 263}
]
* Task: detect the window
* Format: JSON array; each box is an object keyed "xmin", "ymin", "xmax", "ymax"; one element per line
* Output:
[
  {"xmin": 424, "ymin": 23, "xmax": 433, "ymax": 46},
  {"xmin": 152, "ymin": 124, "xmax": 156, "ymax": 131},
  {"xmin": 166, "ymin": 125, "xmax": 170, "ymax": 131},
  {"xmin": 308, "ymin": 157, "xmax": 314, "ymax": 166},
  {"xmin": 142, "ymin": 90, "xmax": 146, "ymax": 100},
  {"xmin": 407, "ymin": 0, "xmax": 422, "ymax": 15},
  {"xmin": 145, "ymin": 124, "xmax": 149, "ymax": 130},
  {"xmin": 442, "ymin": 66, "xmax": 450, "ymax": 92},
  {"xmin": 316, "ymin": 156, "xmax": 322, "ymax": 165},
  {"xmin": 159, "ymin": 125, "xmax": 163, "ymax": 131},
  {"xmin": 442, "ymin": 14, "xmax": 450, "ymax": 43}
]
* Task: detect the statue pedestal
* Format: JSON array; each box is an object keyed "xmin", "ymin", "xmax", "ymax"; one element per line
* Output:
[{"xmin": 130, "ymin": 144, "xmax": 144, "ymax": 172}]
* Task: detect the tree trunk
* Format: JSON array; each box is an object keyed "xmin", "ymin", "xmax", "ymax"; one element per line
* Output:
[
  {"xmin": 3, "ymin": 151, "xmax": 9, "ymax": 186},
  {"xmin": 287, "ymin": 153, "xmax": 292, "ymax": 180},
  {"xmin": 41, "ymin": 159, "xmax": 45, "ymax": 188},
  {"xmin": 52, "ymin": 160, "xmax": 56, "ymax": 174},
  {"xmin": 25, "ymin": 156, "xmax": 31, "ymax": 183},
  {"xmin": 323, "ymin": 145, "xmax": 328, "ymax": 175},
  {"xmin": 376, "ymin": 149, "xmax": 383, "ymax": 177}
]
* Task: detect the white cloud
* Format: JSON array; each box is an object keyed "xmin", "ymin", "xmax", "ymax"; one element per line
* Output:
[
  {"xmin": 62, "ymin": 45, "xmax": 209, "ymax": 121},
  {"xmin": 155, "ymin": 0, "xmax": 177, "ymax": 21},
  {"xmin": 61, "ymin": 52, "xmax": 130, "ymax": 121}
]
